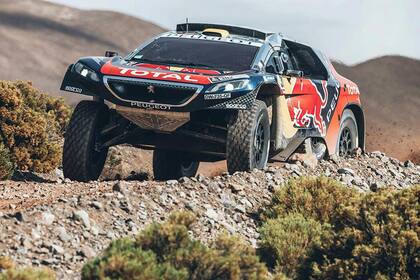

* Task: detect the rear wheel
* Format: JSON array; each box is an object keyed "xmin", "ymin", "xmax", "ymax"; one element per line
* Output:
[
  {"xmin": 153, "ymin": 150, "xmax": 199, "ymax": 180},
  {"xmin": 63, "ymin": 101, "xmax": 109, "ymax": 182},
  {"xmin": 337, "ymin": 109, "xmax": 358, "ymax": 156},
  {"xmin": 226, "ymin": 100, "xmax": 270, "ymax": 173}
]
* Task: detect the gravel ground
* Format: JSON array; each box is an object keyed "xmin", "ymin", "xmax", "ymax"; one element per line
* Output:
[{"xmin": 0, "ymin": 151, "xmax": 418, "ymax": 279}]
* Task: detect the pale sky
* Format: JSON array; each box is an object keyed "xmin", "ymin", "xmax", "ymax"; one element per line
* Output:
[{"xmin": 47, "ymin": 0, "xmax": 419, "ymax": 64}]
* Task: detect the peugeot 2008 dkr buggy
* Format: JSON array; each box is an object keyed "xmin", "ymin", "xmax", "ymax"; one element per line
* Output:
[{"xmin": 61, "ymin": 23, "xmax": 365, "ymax": 181}]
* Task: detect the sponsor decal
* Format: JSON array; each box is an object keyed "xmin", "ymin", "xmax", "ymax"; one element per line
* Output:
[
  {"xmin": 210, "ymin": 74, "xmax": 250, "ymax": 83},
  {"xmin": 226, "ymin": 104, "xmax": 247, "ymax": 109},
  {"xmin": 130, "ymin": 101, "xmax": 171, "ymax": 110},
  {"xmin": 204, "ymin": 92, "xmax": 232, "ymax": 100},
  {"xmin": 263, "ymin": 75, "xmax": 276, "ymax": 82},
  {"xmin": 290, "ymin": 80, "xmax": 328, "ymax": 135},
  {"xmin": 100, "ymin": 62, "xmax": 211, "ymax": 85},
  {"xmin": 64, "ymin": 86, "xmax": 82, "ymax": 93}
]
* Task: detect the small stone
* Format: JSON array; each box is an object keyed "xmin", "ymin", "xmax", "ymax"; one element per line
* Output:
[
  {"xmin": 330, "ymin": 154, "xmax": 340, "ymax": 164},
  {"xmin": 404, "ymin": 160, "xmax": 415, "ymax": 168},
  {"xmin": 205, "ymin": 208, "xmax": 219, "ymax": 221},
  {"xmin": 229, "ymin": 183, "xmax": 244, "ymax": 193},
  {"xmin": 235, "ymin": 204, "xmax": 246, "ymax": 214},
  {"xmin": 78, "ymin": 246, "xmax": 96, "ymax": 258},
  {"xmin": 178, "ymin": 177, "xmax": 190, "ymax": 183},
  {"xmin": 112, "ymin": 181, "xmax": 128, "ymax": 193},
  {"xmin": 90, "ymin": 201, "xmax": 103, "ymax": 210},
  {"xmin": 57, "ymin": 226, "xmax": 72, "ymax": 242},
  {"xmin": 91, "ymin": 226, "xmax": 100, "ymax": 236},
  {"xmin": 51, "ymin": 244, "xmax": 65, "ymax": 255},
  {"xmin": 73, "ymin": 210, "xmax": 91, "ymax": 228},
  {"xmin": 337, "ymin": 168, "xmax": 355, "ymax": 176},
  {"xmin": 166, "ymin": 180, "xmax": 178, "ymax": 185},
  {"xmin": 208, "ymin": 182, "xmax": 220, "ymax": 193},
  {"xmin": 370, "ymin": 182, "xmax": 379, "ymax": 192},
  {"xmin": 31, "ymin": 229, "xmax": 41, "ymax": 240},
  {"xmin": 41, "ymin": 212, "xmax": 55, "ymax": 226},
  {"xmin": 14, "ymin": 212, "xmax": 26, "ymax": 222}
]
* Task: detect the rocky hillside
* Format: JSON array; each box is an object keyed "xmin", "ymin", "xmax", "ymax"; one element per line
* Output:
[{"xmin": 0, "ymin": 151, "xmax": 418, "ymax": 279}]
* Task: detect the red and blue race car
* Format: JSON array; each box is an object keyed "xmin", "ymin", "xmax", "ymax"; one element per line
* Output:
[{"xmin": 61, "ymin": 23, "xmax": 365, "ymax": 181}]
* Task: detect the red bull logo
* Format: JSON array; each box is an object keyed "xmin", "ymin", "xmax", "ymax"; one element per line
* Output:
[{"xmin": 288, "ymin": 80, "xmax": 328, "ymax": 135}]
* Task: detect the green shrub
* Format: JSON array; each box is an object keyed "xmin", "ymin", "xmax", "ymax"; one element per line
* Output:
[
  {"xmin": 299, "ymin": 185, "xmax": 420, "ymax": 280},
  {"xmin": 259, "ymin": 214, "xmax": 328, "ymax": 278},
  {"xmin": 0, "ymin": 256, "xmax": 55, "ymax": 280},
  {"xmin": 263, "ymin": 177, "xmax": 360, "ymax": 225},
  {"xmin": 0, "ymin": 80, "xmax": 70, "ymax": 179},
  {"xmin": 0, "ymin": 143, "xmax": 15, "ymax": 180},
  {"xmin": 82, "ymin": 211, "xmax": 268, "ymax": 280}
]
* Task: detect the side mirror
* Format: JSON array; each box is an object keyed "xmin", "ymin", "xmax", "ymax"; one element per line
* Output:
[
  {"xmin": 285, "ymin": 70, "xmax": 304, "ymax": 77},
  {"xmin": 105, "ymin": 51, "xmax": 119, "ymax": 57}
]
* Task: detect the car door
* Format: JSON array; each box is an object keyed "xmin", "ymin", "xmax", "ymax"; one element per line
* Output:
[{"xmin": 280, "ymin": 43, "xmax": 330, "ymax": 136}]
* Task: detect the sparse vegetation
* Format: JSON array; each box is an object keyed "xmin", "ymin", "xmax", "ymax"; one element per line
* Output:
[
  {"xmin": 82, "ymin": 211, "xmax": 268, "ymax": 280},
  {"xmin": 0, "ymin": 80, "xmax": 71, "ymax": 179},
  {"xmin": 259, "ymin": 213, "xmax": 328, "ymax": 278},
  {"xmin": 260, "ymin": 177, "xmax": 419, "ymax": 279},
  {"xmin": 0, "ymin": 256, "xmax": 55, "ymax": 280},
  {"xmin": 262, "ymin": 177, "xmax": 360, "ymax": 224},
  {"xmin": 300, "ymin": 185, "xmax": 420, "ymax": 280}
]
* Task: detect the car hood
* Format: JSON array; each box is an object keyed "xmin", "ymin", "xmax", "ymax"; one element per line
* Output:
[{"xmin": 100, "ymin": 57, "xmax": 254, "ymax": 85}]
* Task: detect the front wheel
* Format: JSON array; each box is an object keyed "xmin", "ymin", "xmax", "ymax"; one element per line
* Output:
[
  {"xmin": 226, "ymin": 100, "xmax": 270, "ymax": 173},
  {"xmin": 153, "ymin": 150, "xmax": 199, "ymax": 180},
  {"xmin": 336, "ymin": 109, "xmax": 358, "ymax": 156},
  {"xmin": 63, "ymin": 101, "xmax": 109, "ymax": 182}
]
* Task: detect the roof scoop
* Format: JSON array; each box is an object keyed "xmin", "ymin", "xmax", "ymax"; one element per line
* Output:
[{"xmin": 202, "ymin": 28, "xmax": 229, "ymax": 38}]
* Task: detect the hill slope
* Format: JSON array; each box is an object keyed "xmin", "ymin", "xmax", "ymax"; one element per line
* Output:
[
  {"xmin": 0, "ymin": 0, "xmax": 164, "ymax": 103},
  {"xmin": 333, "ymin": 56, "xmax": 420, "ymax": 162},
  {"xmin": 0, "ymin": 0, "xmax": 418, "ymax": 162}
]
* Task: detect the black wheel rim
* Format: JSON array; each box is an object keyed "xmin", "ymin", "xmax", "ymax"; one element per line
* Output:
[
  {"xmin": 254, "ymin": 122, "xmax": 265, "ymax": 166},
  {"xmin": 339, "ymin": 127, "xmax": 353, "ymax": 156}
]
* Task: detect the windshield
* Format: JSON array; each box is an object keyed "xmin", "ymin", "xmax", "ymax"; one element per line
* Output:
[{"xmin": 130, "ymin": 37, "xmax": 259, "ymax": 72}]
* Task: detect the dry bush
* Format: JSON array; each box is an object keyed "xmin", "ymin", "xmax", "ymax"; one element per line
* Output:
[
  {"xmin": 263, "ymin": 176, "xmax": 360, "ymax": 225},
  {"xmin": 0, "ymin": 256, "xmax": 55, "ymax": 280},
  {"xmin": 82, "ymin": 211, "xmax": 268, "ymax": 280},
  {"xmin": 300, "ymin": 185, "xmax": 420, "ymax": 280},
  {"xmin": 0, "ymin": 81, "xmax": 70, "ymax": 179},
  {"xmin": 0, "ymin": 143, "xmax": 14, "ymax": 180},
  {"xmin": 259, "ymin": 213, "xmax": 328, "ymax": 278},
  {"xmin": 260, "ymin": 177, "xmax": 419, "ymax": 279}
]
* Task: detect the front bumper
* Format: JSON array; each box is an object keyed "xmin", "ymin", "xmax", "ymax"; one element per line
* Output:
[{"xmin": 61, "ymin": 66, "xmax": 259, "ymax": 113}]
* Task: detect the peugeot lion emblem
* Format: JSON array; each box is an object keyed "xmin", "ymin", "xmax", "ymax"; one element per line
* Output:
[{"xmin": 147, "ymin": 85, "xmax": 155, "ymax": 94}]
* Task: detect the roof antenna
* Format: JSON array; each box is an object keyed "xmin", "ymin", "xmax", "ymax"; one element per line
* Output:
[{"xmin": 186, "ymin": 17, "xmax": 189, "ymax": 32}]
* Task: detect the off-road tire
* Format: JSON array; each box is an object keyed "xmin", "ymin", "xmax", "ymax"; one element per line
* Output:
[
  {"xmin": 336, "ymin": 109, "xmax": 358, "ymax": 156},
  {"xmin": 226, "ymin": 100, "xmax": 270, "ymax": 173},
  {"xmin": 63, "ymin": 101, "xmax": 109, "ymax": 182},
  {"xmin": 153, "ymin": 150, "xmax": 199, "ymax": 180}
]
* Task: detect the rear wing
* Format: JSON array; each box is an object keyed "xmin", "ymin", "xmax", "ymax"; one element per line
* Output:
[{"xmin": 176, "ymin": 23, "xmax": 269, "ymax": 40}]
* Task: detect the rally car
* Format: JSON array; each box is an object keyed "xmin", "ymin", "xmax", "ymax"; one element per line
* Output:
[{"xmin": 61, "ymin": 23, "xmax": 365, "ymax": 181}]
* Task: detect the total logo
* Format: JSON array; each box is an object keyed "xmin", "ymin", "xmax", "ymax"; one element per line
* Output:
[{"xmin": 119, "ymin": 68, "xmax": 199, "ymax": 83}]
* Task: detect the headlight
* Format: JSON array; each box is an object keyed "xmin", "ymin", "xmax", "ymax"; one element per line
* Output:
[
  {"xmin": 206, "ymin": 79, "xmax": 250, "ymax": 93},
  {"xmin": 73, "ymin": 62, "xmax": 100, "ymax": 82}
]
